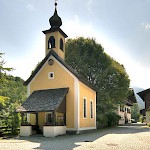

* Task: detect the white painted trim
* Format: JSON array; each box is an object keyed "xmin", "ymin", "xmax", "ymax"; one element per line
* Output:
[
  {"xmin": 94, "ymin": 92, "xmax": 96, "ymax": 127},
  {"xmin": 27, "ymin": 113, "xmax": 30, "ymax": 123},
  {"xmin": 74, "ymin": 78, "xmax": 79, "ymax": 131},
  {"xmin": 79, "ymin": 126, "xmax": 96, "ymax": 131},
  {"xmin": 78, "ymin": 81, "xmax": 80, "ymax": 130},
  {"xmin": 27, "ymin": 84, "xmax": 30, "ymax": 97},
  {"xmin": 48, "ymin": 72, "xmax": 54, "ymax": 79},
  {"xmin": 83, "ymin": 97, "xmax": 87, "ymax": 119}
]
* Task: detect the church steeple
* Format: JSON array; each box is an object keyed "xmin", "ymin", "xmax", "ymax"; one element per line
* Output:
[
  {"xmin": 43, "ymin": 1, "xmax": 68, "ymax": 60},
  {"xmin": 49, "ymin": 2, "xmax": 62, "ymax": 29}
]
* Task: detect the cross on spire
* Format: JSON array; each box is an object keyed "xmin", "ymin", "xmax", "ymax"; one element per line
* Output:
[
  {"xmin": 55, "ymin": 0, "xmax": 58, "ymax": 6},
  {"xmin": 54, "ymin": 0, "xmax": 58, "ymax": 10}
]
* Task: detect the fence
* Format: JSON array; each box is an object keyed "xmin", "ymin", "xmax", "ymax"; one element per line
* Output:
[{"xmin": 0, "ymin": 126, "xmax": 20, "ymax": 136}]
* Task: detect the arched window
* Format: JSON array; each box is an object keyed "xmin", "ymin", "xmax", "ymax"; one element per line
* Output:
[
  {"xmin": 60, "ymin": 38, "xmax": 64, "ymax": 51},
  {"xmin": 48, "ymin": 36, "xmax": 55, "ymax": 49}
]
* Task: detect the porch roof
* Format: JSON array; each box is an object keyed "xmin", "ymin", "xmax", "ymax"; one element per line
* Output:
[{"xmin": 16, "ymin": 88, "xmax": 69, "ymax": 113}]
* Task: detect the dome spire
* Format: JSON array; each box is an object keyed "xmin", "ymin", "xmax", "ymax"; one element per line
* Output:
[{"xmin": 49, "ymin": 0, "xmax": 62, "ymax": 29}]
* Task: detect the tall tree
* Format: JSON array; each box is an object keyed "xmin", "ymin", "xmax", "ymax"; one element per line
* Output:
[
  {"xmin": 0, "ymin": 53, "xmax": 12, "ymax": 82},
  {"xmin": 65, "ymin": 37, "xmax": 130, "ymax": 125},
  {"xmin": 0, "ymin": 53, "xmax": 26, "ymax": 134},
  {"xmin": 0, "ymin": 53, "xmax": 12, "ymax": 110}
]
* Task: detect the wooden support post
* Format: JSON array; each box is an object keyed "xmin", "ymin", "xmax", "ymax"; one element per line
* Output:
[
  {"xmin": 21, "ymin": 113, "xmax": 25, "ymax": 124},
  {"xmin": 36, "ymin": 113, "xmax": 38, "ymax": 126},
  {"xmin": 52, "ymin": 111, "xmax": 56, "ymax": 126}
]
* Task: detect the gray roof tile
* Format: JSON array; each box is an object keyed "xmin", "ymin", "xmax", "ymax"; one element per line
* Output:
[{"xmin": 17, "ymin": 88, "xmax": 69, "ymax": 112}]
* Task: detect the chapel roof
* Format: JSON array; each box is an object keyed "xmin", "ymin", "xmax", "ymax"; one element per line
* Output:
[{"xmin": 16, "ymin": 88, "xmax": 68, "ymax": 112}]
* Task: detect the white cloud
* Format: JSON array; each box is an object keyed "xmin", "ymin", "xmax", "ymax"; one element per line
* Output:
[
  {"xmin": 145, "ymin": 24, "xmax": 150, "ymax": 30},
  {"xmin": 141, "ymin": 23, "xmax": 150, "ymax": 30},
  {"xmin": 126, "ymin": 61, "xmax": 150, "ymax": 89},
  {"xmin": 63, "ymin": 15, "xmax": 94, "ymax": 38}
]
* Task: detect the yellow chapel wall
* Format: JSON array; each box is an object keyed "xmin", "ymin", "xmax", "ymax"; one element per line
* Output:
[
  {"xmin": 29, "ymin": 56, "xmax": 75, "ymax": 129},
  {"xmin": 29, "ymin": 114, "xmax": 36, "ymax": 125},
  {"xmin": 38, "ymin": 112, "xmax": 45, "ymax": 131},
  {"xmin": 79, "ymin": 81, "xmax": 96, "ymax": 128},
  {"xmin": 45, "ymin": 31, "xmax": 65, "ymax": 59}
]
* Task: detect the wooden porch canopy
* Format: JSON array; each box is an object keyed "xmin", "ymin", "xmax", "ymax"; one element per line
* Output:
[{"xmin": 16, "ymin": 88, "xmax": 69, "ymax": 113}]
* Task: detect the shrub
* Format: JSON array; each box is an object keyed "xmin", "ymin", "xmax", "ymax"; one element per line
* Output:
[
  {"xmin": 97, "ymin": 112, "xmax": 120, "ymax": 128},
  {"xmin": 97, "ymin": 114, "xmax": 108, "ymax": 128},
  {"xmin": 106, "ymin": 112, "xmax": 120, "ymax": 127}
]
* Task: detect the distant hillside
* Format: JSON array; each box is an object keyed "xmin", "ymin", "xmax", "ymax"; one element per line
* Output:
[{"xmin": 132, "ymin": 87, "xmax": 145, "ymax": 110}]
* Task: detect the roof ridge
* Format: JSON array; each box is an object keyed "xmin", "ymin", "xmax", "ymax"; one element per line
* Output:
[{"xmin": 33, "ymin": 87, "xmax": 69, "ymax": 92}]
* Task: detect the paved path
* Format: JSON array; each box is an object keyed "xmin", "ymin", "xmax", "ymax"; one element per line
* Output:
[{"xmin": 0, "ymin": 123, "xmax": 150, "ymax": 150}]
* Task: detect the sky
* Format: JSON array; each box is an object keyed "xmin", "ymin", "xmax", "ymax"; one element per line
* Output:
[{"xmin": 1, "ymin": 0, "xmax": 150, "ymax": 91}]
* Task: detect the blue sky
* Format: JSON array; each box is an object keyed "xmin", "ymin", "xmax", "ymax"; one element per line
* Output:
[{"xmin": 1, "ymin": 0, "xmax": 150, "ymax": 90}]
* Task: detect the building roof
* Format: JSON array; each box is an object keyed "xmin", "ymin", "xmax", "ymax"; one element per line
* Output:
[
  {"xmin": 24, "ymin": 49, "xmax": 96, "ymax": 91},
  {"xmin": 125, "ymin": 100, "xmax": 133, "ymax": 106},
  {"xmin": 16, "ymin": 88, "xmax": 69, "ymax": 112},
  {"xmin": 140, "ymin": 109, "xmax": 146, "ymax": 116},
  {"xmin": 124, "ymin": 90, "xmax": 137, "ymax": 106},
  {"xmin": 137, "ymin": 88, "xmax": 150, "ymax": 101},
  {"xmin": 127, "ymin": 93, "xmax": 137, "ymax": 103},
  {"xmin": 42, "ymin": 28, "xmax": 68, "ymax": 38}
]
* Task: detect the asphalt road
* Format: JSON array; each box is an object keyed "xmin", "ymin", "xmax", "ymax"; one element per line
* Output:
[{"xmin": 0, "ymin": 123, "xmax": 150, "ymax": 150}]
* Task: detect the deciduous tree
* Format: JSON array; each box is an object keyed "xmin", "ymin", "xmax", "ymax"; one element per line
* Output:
[
  {"xmin": 0, "ymin": 53, "xmax": 26, "ymax": 134},
  {"xmin": 65, "ymin": 37, "xmax": 130, "ymax": 126}
]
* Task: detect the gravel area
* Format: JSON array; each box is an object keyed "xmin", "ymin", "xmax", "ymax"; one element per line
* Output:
[{"xmin": 0, "ymin": 123, "xmax": 150, "ymax": 150}]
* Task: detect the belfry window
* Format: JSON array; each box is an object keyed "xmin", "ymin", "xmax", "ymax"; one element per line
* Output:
[
  {"xmin": 48, "ymin": 36, "xmax": 55, "ymax": 49},
  {"xmin": 60, "ymin": 38, "xmax": 64, "ymax": 51}
]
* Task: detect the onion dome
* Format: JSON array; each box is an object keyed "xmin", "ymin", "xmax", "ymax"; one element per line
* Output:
[{"xmin": 49, "ymin": 2, "xmax": 62, "ymax": 29}]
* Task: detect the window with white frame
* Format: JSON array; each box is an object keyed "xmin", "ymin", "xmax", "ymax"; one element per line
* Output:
[
  {"xmin": 48, "ymin": 72, "xmax": 54, "ymax": 79},
  {"xmin": 83, "ymin": 98, "xmax": 87, "ymax": 118},
  {"xmin": 90, "ymin": 100, "xmax": 93, "ymax": 118}
]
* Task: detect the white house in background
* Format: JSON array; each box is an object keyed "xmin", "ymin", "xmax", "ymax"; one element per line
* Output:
[{"xmin": 117, "ymin": 92, "xmax": 137, "ymax": 124}]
